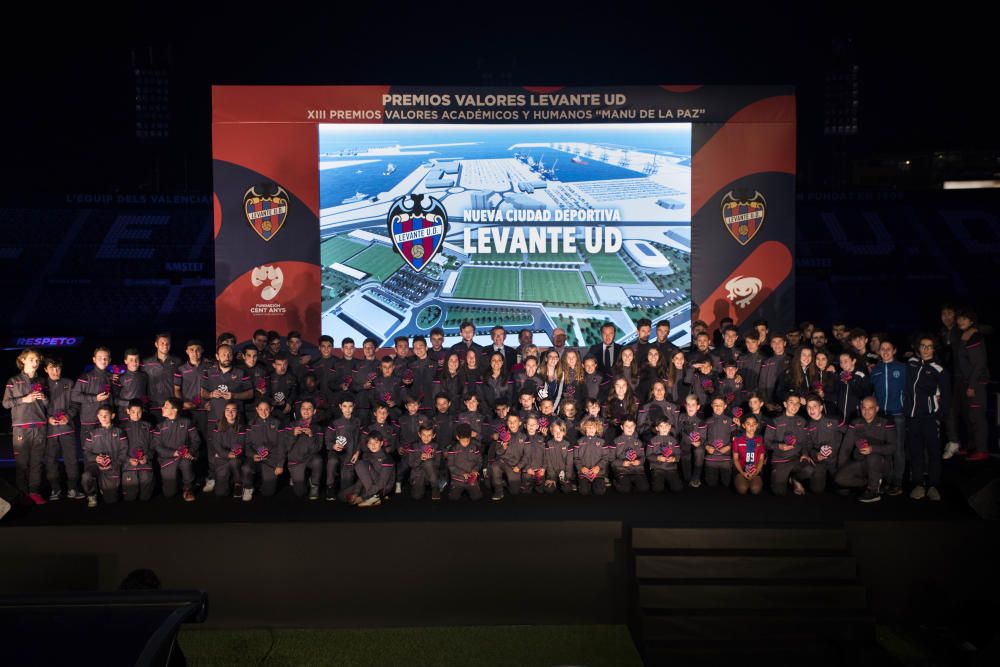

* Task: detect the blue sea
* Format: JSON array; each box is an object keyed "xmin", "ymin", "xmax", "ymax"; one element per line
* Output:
[{"xmin": 318, "ymin": 124, "xmax": 691, "ymax": 209}]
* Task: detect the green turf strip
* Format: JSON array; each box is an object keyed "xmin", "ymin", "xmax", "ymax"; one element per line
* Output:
[{"xmin": 179, "ymin": 625, "xmax": 642, "ymax": 667}]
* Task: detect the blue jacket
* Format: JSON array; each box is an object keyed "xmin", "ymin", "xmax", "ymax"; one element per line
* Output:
[{"xmin": 871, "ymin": 361, "xmax": 907, "ymax": 416}]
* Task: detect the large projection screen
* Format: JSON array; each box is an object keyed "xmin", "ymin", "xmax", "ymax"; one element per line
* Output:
[{"xmin": 212, "ymin": 86, "xmax": 795, "ymax": 348}]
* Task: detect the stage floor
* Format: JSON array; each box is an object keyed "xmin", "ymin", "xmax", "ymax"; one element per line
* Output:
[{"xmin": 2, "ymin": 462, "xmax": 986, "ymax": 528}]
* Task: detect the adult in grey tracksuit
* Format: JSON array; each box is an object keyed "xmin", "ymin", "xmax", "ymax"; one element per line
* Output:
[{"xmin": 834, "ymin": 398, "xmax": 898, "ymax": 501}]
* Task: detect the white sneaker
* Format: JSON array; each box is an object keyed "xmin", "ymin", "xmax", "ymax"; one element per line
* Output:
[
  {"xmin": 394, "ymin": 482, "xmax": 402, "ymax": 495},
  {"xmin": 203, "ymin": 479, "xmax": 216, "ymax": 494},
  {"xmin": 909, "ymin": 485, "xmax": 926, "ymax": 500},
  {"xmin": 943, "ymin": 442, "xmax": 960, "ymax": 460},
  {"xmin": 242, "ymin": 488, "xmax": 254, "ymax": 502},
  {"xmin": 359, "ymin": 494, "xmax": 382, "ymax": 507},
  {"xmin": 87, "ymin": 495, "xmax": 98, "ymax": 509},
  {"xmin": 926, "ymin": 486, "xmax": 941, "ymax": 501}
]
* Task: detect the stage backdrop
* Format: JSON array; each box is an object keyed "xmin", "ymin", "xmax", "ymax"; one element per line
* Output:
[{"xmin": 213, "ymin": 86, "xmax": 795, "ymax": 348}]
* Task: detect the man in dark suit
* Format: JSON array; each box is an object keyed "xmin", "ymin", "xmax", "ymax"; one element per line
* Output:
[
  {"xmin": 484, "ymin": 325, "xmax": 518, "ymax": 373},
  {"xmin": 450, "ymin": 321, "xmax": 483, "ymax": 358},
  {"xmin": 587, "ymin": 322, "xmax": 623, "ymax": 376}
]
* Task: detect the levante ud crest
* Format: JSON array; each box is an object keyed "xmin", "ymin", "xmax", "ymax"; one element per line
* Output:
[
  {"xmin": 721, "ymin": 190, "xmax": 766, "ymax": 246},
  {"xmin": 244, "ymin": 184, "xmax": 289, "ymax": 242},
  {"xmin": 387, "ymin": 194, "xmax": 448, "ymax": 272}
]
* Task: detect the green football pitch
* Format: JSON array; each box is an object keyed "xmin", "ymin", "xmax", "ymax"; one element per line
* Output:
[
  {"xmin": 520, "ymin": 269, "xmax": 590, "ymax": 304},
  {"xmin": 344, "ymin": 245, "xmax": 405, "ymax": 281},
  {"xmin": 586, "ymin": 252, "xmax": 638, "ymax": 284},
  {"xmin": 452, "ymin": 267, "xmax": 518, "ymax": 300},
  {"xmin": 320, "ymin": 236, "xmax": 366, "ymax": 267}
]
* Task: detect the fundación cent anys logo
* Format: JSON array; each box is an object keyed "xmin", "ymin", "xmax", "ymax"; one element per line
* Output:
[
  {"xmin": 721, "ymin": 190, "xmax": 766, "ymax": 246},
  {"xmin": 250, "ymin": 265, "xmax": 283, "ymax": 301},
  {"xmin": 387, "ymin": 194, "xmax": 448, "ymax": 273},
  {"xmin": 244, "ymin": 183, "xmax": 289, "ymax": 242}
]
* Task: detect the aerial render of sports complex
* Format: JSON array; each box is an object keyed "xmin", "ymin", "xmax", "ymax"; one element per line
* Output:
[{"xmin": 317, "ymin": 124, "xmax": 693, "ymax": 348}]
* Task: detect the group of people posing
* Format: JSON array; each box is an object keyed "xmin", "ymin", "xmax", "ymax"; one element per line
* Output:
[{"xmin": 3, "ymin": 305, "xmax": 990, "ymax": 507}]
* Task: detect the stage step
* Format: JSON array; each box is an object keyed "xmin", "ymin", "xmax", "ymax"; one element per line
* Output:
[
  {"xmin": 642, "ymin": 611, "xmax": 875, "ymax": 642},
  {"xmin": 639, "ymin": 582, "xmax": 867, "ymax": 610},
  {"xmin": 632, "ymin": 526, "xmax": 848, "ymax": 551},
  {"xmin": 627, "ymin": 526, "xmax": 877, "ymax": 666},
  {"xmin": 636, "ymin": 554, "xmax": 857, "ymax": 580},
  {"xmin": 641, "ymin": 638, "xmax": 876, "ymax": 667}
]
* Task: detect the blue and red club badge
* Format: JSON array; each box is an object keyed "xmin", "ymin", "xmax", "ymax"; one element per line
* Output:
[
  {"xmin": 387, "ymin": 194, "xmax": 448, "ymax": 272},
  {"xmin": 721, "ymin": 190, "xmax": 766, "ymax": 246},
  {"xmin": 244, "ymin": 184, "xmax": 289, "ymax": 242}
]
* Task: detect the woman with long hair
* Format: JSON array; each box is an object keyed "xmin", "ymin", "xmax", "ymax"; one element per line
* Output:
[
  {"xmin": 605, "ymin": 376, "xmax": 638, "ymax": 436},
  {"xmin": 560, "ymin": 348, "xmax": 585, "ymax": 411},
  {"xmin": 434, "ymin": 352, "xmax": 464, "ymax": 408},
  {"xmin": 777, "ymin": 346, "xmax": 819, "ymax": 401},
  {"xmin": 637, "ymin": 346, "xmax": 668, "ymax": 400},
  {"xmin": 613, "ymin": 346, "xmax": 640, "ymax": 393},
  {"xmin": 665, "ymin": 350, "xmax": 692, "ymax": 404},
  {"xmin": 209, "ymin": 399, "xmax": 245, "ymax": 498},
  {"xmin": 459, "ymin": 348, "xmax": 484, "ymax": 399},
  {"xmin": 480, "ymin": 351, "xmax": 513, "ymax": 414},
  {"xmin": 539, "ymin": 349, "xmax": 565, "ymax": 410}
]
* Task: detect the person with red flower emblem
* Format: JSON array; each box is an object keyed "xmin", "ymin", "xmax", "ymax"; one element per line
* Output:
[
  {"xmin": 519, "ymin": 415, "xmax": 548, "ymax": 494},
  {"xmin": 446, "ymin": 423, "xmax": 483, "ymax": 501},
  {"xmin": 647, "ymin": 417, "xmax": 683, "ymax": 493},
  {"xmin": 142, "ymin": 333, "xmax": 181, "ymax": 421},
  {"xmin": 207, "ymin": 400, "xmax": 246, "ymax": 498},
  {"xmin": 765, "ymin": 393, "xmax": 812, "ymax": 496},
  {"xmin": 325, "ymin": 394, "xmax": 361, "ymax": 501},
  {"xmin": 285, "ymin": 399, "xmax": 324, "ymax": 500},
  {"xmin": 704, "ymin": 398, "xmax": 736, "ymax": 488},
  {"xmin": 239, "ymin": 346, "xmax": 270, "ymax": 424},
  {"xmin": 114, "ymin": 349, "xmax": 150, "ymax": 426},
  {"xmin": 240, "ymin": 398, "xmax": 286, "ymax": 501},
  {"xmin": 122, "ymin": 400, "xmax": 155, "ymax": 502},
  {"xmin": 407, "ymin": 423, "xmax": 442, "ymax": 500},
  {"xmin": 612, "ymin": 417, "xmax": 648, "ymax": 493},
  {"xmin": 831, "ymin": 351, "xmax": 871, "ymax": 426},
  {"xmin": 574, "ymin": 417, "xmax": 609, "ymax": 495},
  {"xmin": 81, "ymin": 405, "xmax": 128, "ymax": 508},
  {"xmin": 489, "ymin": 413, "xmax": 527, "ymax": 500},
  {"xmin": 676, "ymin": 395, "xmax": 706, "ymax": 487},
  {"xmin": 544, "ymin": 419, "xmax": 572, "ymax": 494},
  {"xmin": 4, "ymin": 348, "xmax": 50, "ymax": 503},
  {"xmin": 173, "ymin": 340, "xmax": 211, "ymax": 440},
  {"xmin": 803, "ymin": 394, "xmax": 844, "ymax": 494},
  {"xmin": 835, "ymin": 397, "xmax": 898, "ymax": 502},
  {"xmin": 153, "ymin": 397, "xmax": 200, "ymax": 501},
  {"xmin": 43, "ymin": 356, "xmax": 83, "ymax": 500},
  {"xmin": 72, "ymin": 346, "xmax": 113, "ymax": 438}
]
